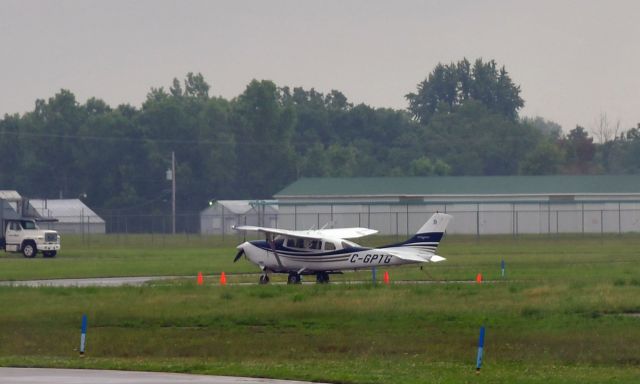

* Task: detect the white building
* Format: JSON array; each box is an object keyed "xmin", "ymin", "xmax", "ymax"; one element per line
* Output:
[
  {"xmin": 200, "ymin": 200, "xmax": 278, "ymax": 235},
  {"xmin": 273, "ymin": 176, "xmax": 640, "ymax": 235},
  {"xmin": 0, "ymin": 190, "xmax": 23, "ymax": 222},
  {"xmin": 29, "ymin": 199, "xmax": 106, "ymax": 234}
]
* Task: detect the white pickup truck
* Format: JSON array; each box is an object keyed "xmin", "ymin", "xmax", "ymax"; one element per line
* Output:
[{"xmin": 1, "ymin": 219, "xmax": 61, "ymax": 258}]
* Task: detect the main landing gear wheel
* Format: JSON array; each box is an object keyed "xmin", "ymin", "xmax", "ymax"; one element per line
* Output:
[
  {"xmin": 259, "ymin": 274, "xmax": 270, "ymax": 285},
  {"xmin": 316, "ymin": 272, "xmax": 330, "ymax": 284},
  {"xmin": 287, "ymin": 273, "xmax": 302, "ymax": 284}
]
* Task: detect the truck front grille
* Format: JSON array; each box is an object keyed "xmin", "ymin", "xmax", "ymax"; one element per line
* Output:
[{"xmin": 45, "ymin": 233, "xmax": 58, "ymax": 242}]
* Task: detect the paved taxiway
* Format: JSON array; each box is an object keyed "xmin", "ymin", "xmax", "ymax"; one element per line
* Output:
[
  {"xmin": 0, "ymin": 276, "xmax": 180, "ymax": 287},
  {"xmin": 0, "ymin": 275, "xmax": 492, "ymax": 287},
  {"xmin": 0, "ymin": 368, "xmax": 328, "ymax": 384}
]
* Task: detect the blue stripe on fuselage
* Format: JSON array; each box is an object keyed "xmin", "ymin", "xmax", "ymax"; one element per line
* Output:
[
  {"xmin": 380, "ymin": 232, "xmax": 444, "ymax": 249},
  {"xmin": 250, "ymin": 240, "xmax": 368, "ymax": 257}
]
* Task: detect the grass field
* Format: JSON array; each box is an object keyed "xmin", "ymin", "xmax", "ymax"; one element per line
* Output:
[{"xmin": 1, "ymin": 233, "xmax": 640, "ymax": 383}]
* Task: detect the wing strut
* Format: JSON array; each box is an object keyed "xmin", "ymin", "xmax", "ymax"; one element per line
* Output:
[{"xmin": 267, "ymin": 234, "xmax": 284, "ymax": 269}]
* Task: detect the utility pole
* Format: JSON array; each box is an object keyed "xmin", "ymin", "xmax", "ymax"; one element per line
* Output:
[{"xmin": 171, "ymin": 151, "xmax": 176, "ymax": 234}]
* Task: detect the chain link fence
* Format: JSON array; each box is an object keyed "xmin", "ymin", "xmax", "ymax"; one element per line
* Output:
[{"xmin": 40, "ymin": 203, "xmax": 640, "ymax": 243}]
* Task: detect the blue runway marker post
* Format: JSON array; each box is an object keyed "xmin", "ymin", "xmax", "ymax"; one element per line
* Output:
[
  {"xmin": 80, "ymin": 314, "xmax": 87, "ymax": 356},
  {"xmin": 372, "ymin": 267, "xmax": 377, "ymax": 284},
  {"xmin": 501, "ymin": 259, "xmax": 505, "ymax": 278},
  {"xmin": 476, "ymin": 326, "xmax": 485, "ymax": 373}
]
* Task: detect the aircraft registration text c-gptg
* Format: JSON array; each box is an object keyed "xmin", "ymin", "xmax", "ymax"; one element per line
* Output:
[{"xmin": 350, "ymin": 254, "xmax": 392, "ymax": 264}]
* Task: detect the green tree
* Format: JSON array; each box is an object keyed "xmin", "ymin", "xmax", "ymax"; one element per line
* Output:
[
  {"xmin": 422, "ymin": 101, "xmax": 539, "ymax": 175},
  {"xmin": 407, "ymin": 58, "xmax": 524, "ymax": 124},
  {"xmin": 521, "ymin": 116, "xmax": 562, "ymax": 139},
  {"xmin": 520, "ymin": 140, "xmax": 564, "ymax": 175},
  {"xmin": 561, "ymin": 126, "xmax": 596, "ymax": 174},
  {"xmin": 231, "ymin": 80, "xmax": 296, "ymax": 197}
]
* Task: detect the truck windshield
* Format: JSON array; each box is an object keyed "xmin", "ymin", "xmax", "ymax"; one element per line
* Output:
[{"xmin": 21, "ymin": 221, "xmax": 37, "ymax": 230}]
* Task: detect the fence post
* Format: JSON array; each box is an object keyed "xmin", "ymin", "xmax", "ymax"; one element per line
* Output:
[
  {"xmin": 406, "ymin": 204, "xmax": 409, "ymax": 236},
  {"xmin": 512, "ymin": 203, "xmax": 515, "ymax": 237},
  {"xmin": 395, "ymin": 212, "xmax": 399, "ymax": 239},
  {"xmin": 81, "ymin": 208, "xmax": 85, "ymax": 246},
  {"xmin": 548, "ymin": 203, "xmax": 551, "ymax": 235},
  {"xmin": 476, "ymin": 205, "xmax": 480, "ymax": 238},
  {"xmin": 618, "ymin": 202, "xmax": 622, "ymax": 234},
  {"xmin": 330, "ymin": 204, "xmax": 334, "ymax": 227}
]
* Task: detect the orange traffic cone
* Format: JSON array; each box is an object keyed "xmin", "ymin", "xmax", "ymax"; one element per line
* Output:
[
  {"xmin": 220, "ymin": 271, "xmax": 227, "ymax": 286},
  {"xmin": 476, "ymin": 273, "xmax": 483, "ymax": 284},
  {"xmin": 197, "ymin": 272, "xmax": 204, "ymax": 286},
  {"xmin": 383, "ymin": 271, "xmax": 390, "ymax": 285}
]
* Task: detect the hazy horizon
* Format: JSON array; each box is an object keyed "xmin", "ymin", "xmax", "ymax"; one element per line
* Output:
[{"xmin": 1, "ymin": 0, "xmax": 639, "ymax": 134}]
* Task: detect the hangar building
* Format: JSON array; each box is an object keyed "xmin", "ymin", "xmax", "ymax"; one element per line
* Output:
[
  {"xmin": 272, "ymin": 175, "xmax": 640, "ymax": 235},
  {"xmin": 200, "ymin": 200, "xmax": 278, "ymax": 235}
]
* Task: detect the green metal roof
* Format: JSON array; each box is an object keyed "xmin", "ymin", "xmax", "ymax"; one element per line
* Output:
[{"xmin": 275, "ymin": 175, "xmax": 640, "ymax": 197}]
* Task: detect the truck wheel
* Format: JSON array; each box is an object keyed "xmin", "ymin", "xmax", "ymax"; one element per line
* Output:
[
  {"xmin": 22, "ymin": 242, "xmax": 36, "ymax": 258},
  {"xmin": 43, "ymin": 251, "xmax": 57, "ymax": 258}
]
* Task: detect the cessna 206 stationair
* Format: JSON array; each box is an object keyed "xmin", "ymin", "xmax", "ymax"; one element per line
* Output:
[{"xmin": 233, "ymin": 212, "xmax": 452, "ymax": 284}]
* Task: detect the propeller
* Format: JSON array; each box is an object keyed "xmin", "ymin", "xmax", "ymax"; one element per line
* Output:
[{"xmin": 233, "ymin": 248, "xmax": 245, "ymax": 263}]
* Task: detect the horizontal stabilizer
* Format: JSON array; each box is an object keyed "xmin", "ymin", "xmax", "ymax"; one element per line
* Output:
[{"xmin": 385, "ymin": 248, "xmax": 445, "ymax": 263}]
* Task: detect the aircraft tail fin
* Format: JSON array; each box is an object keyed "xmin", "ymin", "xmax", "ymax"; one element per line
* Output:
[{"xmin": 398, "ymin": 212, "xmax": 452, "ymax": 252}]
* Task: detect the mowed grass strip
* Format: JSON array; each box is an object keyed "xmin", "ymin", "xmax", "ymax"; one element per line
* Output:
[
  {"xmin": 1, "ymin": 234, "xmax": 640, "ymax": 382},
  {"xmin": 1, "ymin": 279, "xmax": 640, "ymax": 383},
  {"xmin": 1, "ymin": 233, "xmax": 640, "ymax": 282}
]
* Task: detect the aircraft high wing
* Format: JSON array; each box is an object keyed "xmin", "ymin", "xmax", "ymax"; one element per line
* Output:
[
  {"xmin": 232, "ymin": 225, "xmax": 378, "ymax": 240},
  {"xmin": 233, "ymin": 212, "xmax": 452, "ymax": 284}
]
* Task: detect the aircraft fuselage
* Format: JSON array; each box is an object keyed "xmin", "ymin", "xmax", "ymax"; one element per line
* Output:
[{"xmin": 239, "ymin": 239, "xmax": 412, "ymax": 273}]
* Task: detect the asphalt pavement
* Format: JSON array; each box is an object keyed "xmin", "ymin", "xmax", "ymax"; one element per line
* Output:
[
  {"xmin": 0, "ymin": 276, "xmax": 180, "ymax": 287},
  {"xmin": 0, "ymin": 368, "xmax": 328, "ymax": 384}
]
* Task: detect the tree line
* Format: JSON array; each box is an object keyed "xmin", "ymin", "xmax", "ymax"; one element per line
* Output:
[{"xmin": 1, "ymin": 59, "xmax": 639, "ymax": 218}]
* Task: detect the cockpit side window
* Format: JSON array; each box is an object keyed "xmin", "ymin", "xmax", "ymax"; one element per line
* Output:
[
  {"xmin": 324, "ymin": 242, "xmax": 336, "ymax": 251},
  {"xmin": 286, "ymin": 238, "xmax": 311, "ymax": 249}
]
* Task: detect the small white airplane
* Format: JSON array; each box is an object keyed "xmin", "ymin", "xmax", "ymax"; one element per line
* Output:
[{"xmin": 233, "ymin": 212, "xmax": 452, "ymax": 284}]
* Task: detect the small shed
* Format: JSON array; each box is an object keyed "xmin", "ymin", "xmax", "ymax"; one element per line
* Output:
[
  {"xmin": 29, "ymin": 199, "xmax": 106, "ymax": 234},
  {"xmin": 200, "ymin": 200, "xmax": 278, "ymax": 235}
]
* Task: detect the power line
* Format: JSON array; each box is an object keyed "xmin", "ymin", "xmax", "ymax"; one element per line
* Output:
[
  {"xmin": 0, "ymin": 129, "xmax": 271, "ymax": 146},
  {"xmin": 0, "ymin": 128, "xmax": 547, "ymax": 147}
]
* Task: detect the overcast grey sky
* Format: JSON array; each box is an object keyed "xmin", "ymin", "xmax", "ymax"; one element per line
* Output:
[{"xmin": 1, "ymin": 0, "xmax": 638, "ymax": 133}]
